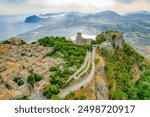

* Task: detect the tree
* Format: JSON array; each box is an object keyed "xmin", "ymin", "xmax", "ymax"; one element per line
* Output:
[
  {"xmin": 28, "ymin": 73, "xmax": 43, "ymax": 86},
  {"xmin": 43, "ymin": 84, "xmax": 60, "ymax": 99},
  {"xmin": 39, "ymin": 36, "xmax": 87, "ymax": 75},
  {"xmin": 95, "ymin": 58, "xmax": 99, "ymax": 64},
  {"xmin": 20, "ymin": 40, "xmax": 26, "ymax": 45},
  {"xmin": 50, "ymin": 95, "xmax": 61, "ymax": 100},
  {"xmin": 13, "ymin": 77, "xmax": 24, "ymax": 86},
  {"xmin": 100, "ymin": 41, "xmax": 146, "ymax": 100},
  {"xmin": 109, "ymin": 90, "xmax": 128, "ymax": 100},
  {"xmin": 136, "ymin": 71, "xmax": 150, "ymax": 100},
  {"xmin": 91, "ymin": 34, "xmax": 106, "ymax": 45},
  {"xmin": 96, "ymin": 34, "xmax": 106, "ymax": 44},
  {"xmin": 79, "ymin": 93, "xmax": 87, "ymax": 100}
]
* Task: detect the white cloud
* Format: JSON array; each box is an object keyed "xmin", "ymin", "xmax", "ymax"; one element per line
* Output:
[
  {"xmin": 112, "ymin": 0, "xmax": 150, "ymax": 13},
  {"xmin": 0, "ymin": 0, "xmax": 150, "ymax": 14},
  {"xmin": 115, "ymin": 0, "xmax": 137, "ymax": 4},
  {"xmin": 35, "ymin": 0, "xmax": 114, "ymax": 7}
]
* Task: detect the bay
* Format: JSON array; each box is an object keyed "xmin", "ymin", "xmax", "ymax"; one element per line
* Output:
[{"xmin": 0, "ymin": 15, "xmax": 39, "ymax": 41}]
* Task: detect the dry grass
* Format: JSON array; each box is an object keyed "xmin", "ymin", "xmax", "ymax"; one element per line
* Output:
[{"xmin": 132, "ymin": 64, "xmax": 141, "ymax": 83}]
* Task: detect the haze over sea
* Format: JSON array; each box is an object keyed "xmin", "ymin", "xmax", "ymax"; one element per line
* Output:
[{"xmin": 0, "ymin": 15, "xmax": 39, "ymax": 41}]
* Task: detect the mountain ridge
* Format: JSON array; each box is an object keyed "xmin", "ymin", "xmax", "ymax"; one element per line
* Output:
[
  {"xmin": 17, "ymin": 10, "xmax": 150, "ymax": 59},
  {"xmin": 24, "ymin": 10, "xmax": 150, "ymax": 23}
]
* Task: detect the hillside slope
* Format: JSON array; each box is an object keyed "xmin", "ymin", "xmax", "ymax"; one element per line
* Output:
[{"xmin": 99, "ymin": 43, "xmax": 150, "ymax": 100}]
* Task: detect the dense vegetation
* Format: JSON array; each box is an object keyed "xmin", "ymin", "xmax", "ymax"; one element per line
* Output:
[
  {"xmin": 64, "ymin": 91, "xmax": 87, "ymax": 100},
  {"xmin": 100, "ymin": 43, "xmax": 150, "ymax": 100},
  {"xmin": 38, "ymin": 36, "xmax": 90, "ymax": 87},
  {"xmin": 43, "ymin": 84, "xmax": 60, "ymax": 100},
  {"xmin": 2, "ymin": 39, "xmax": 26, "ymax": 45},
  {"xmin": 27, "ymin": 73, "xmax": 43, "ymax": 86},
  {"xmin": 2, "ymin": 40, "xmax": 11, "ymax": 44},
  {"xmin": 91, "ymin": 33, "xmax": 106, "ymax": 45},
  {"xmin": 49, "ymin": 66, "xmax": 74, "ymax": 88},
  {"xmin": 38, "ymin": 36, "xmax": 91, "ymax": 99},
  {"xmin": 135, "ymin": 70, "xmax": 150, "ymax": 99},
  {"xmin": 13, "ymin": 77, "xmax": 24, "ymax": 86},
  {"xmin": 38, "ymin": 36, "xmax": 90, "ymax": 68}
]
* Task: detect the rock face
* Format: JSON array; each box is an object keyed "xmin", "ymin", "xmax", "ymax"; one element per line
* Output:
[
  {"xmin": 97, "ymin": 66, "xmax": 105, "ymax": 74},
  {"xmin": 99, "ymin": 31, "xmax": 124, "ymax": 51},
  {"xmin": 95, "ymin": 83, "xmax": 108, "ymax": 100},
  {"xmin": 99, "ymin": 42, "xmax": 113, "ymax": 52},
  {"xmin": 25, "ymin": 15, "xmax": 43, "ymax": 23},
  {"xmin": 103, "ymin": 31, "xmax": 124, "ymax": 48}
]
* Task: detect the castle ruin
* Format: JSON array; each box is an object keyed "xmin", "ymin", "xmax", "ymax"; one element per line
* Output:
[{"xmin": 76, "ymin": 32, "xmax": 92, "ymax": 45}]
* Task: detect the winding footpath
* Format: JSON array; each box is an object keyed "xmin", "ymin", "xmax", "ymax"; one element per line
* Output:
[
  {"xmin": 75, "ymin": 52, "xmax": 91, "ymax": 80},
  {"xmin": 58, "ymin": 47, "xmax": 96, "ymax": 98},
  {"xmin": 67, "ymin": 51, "xmax": 91, "ymax": 82}
]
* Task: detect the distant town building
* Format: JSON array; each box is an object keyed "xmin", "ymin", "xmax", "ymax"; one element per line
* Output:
[
  {"xmin": 0, "ymin": 39, "xmax": 66, "ymax": 99},
  {"xmin": 34, "ymin": 80, "xmax": 49, "ymax": 96},
  {"xmin": 76, "ymin": 32, "xmax": 93, "ymax": 45},
  {"xmin": 0, "ymin": 91, "xmax": 12, "ymax": 100},
  {"xmin": 0, "ymin": 62, "xmax": 23, "ymax": 82},
  {"xmin": 9, "ymin": 37, "xmax": 23, "ymax": 45}
]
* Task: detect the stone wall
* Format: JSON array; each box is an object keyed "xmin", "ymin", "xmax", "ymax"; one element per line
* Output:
[{"xmin": 76, "ymin": 32, "xmax": 92, "ymax": 45}]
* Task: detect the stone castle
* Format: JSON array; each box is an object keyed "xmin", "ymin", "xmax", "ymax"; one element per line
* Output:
[
  {"xmin": 99, "ymin": 31, "xmax": 125, "ymax": 51},
  {"xmin": 103, "ymin": 31, "xmax": 124, "ymax": 48},
  {"xmin": 76, "ymin": 32, "xmax": 93, "ymax": 45}
]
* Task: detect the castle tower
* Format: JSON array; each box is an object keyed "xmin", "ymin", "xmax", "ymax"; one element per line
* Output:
[
  {"xmin": 75, "ymin": 32, "xmax": 92, "ymax": 45},
  {"xmin": 76, "ymin": 32, "xmax": 83, "ymax": 45},
  {"xmin": 76, "ymin": 32, "xmax": 82, "ymax": 40}
]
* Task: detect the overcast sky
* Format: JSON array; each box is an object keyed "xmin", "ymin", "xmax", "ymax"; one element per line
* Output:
[{"xmin": 0, "ymin": 0, "xmax": 150, "ymax": 15}]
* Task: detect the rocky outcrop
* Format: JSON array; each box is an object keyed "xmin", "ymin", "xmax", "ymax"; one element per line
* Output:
[
  {"xmin": 95, "ymin": 83, "xmax": 108, "ymax": 100},
  {"xmin": 100, "ymin": 31, "xmax": 124, "ymax": 49},
  {"xmin": 96, "ymin": 66, "xmax": 105, "ymax": 74},
  {"xmin": 99, "ymin": 42, "xmax": 113, "ymax": 52},
  {"xmin": 25, "ymin": 15, "xmax": 43, "ymax": 23}
]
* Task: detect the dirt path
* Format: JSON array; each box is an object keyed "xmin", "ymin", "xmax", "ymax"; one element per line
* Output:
[{"xmin": 132, "ymin": 64, "xmax": 141, "ymax": 83}]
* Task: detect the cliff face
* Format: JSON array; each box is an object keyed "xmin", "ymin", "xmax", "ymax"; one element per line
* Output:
[{"xmin": 94, "ymin": 50, "xmax": 108, "ymax": 100}]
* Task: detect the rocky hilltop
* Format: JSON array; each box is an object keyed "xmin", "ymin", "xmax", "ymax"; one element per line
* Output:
[{"xmin": 25, "ymin": 15, "xmax": 43, "ymax": 23}]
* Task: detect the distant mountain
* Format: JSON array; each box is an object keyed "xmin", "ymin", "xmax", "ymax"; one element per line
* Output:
[
  {"xmin": 125, "ymin": 11, "xmax": 150, "ymax": 20},
  {"xmin": 25, "ymin": 15, "xmax": 43, "ymax": 23},
  {"xmin": 83, "ymin": 11, "xmax": 124, "ymax": 22},
  {"xmin": 89, "ymin": 11, "xmax": 121, "ymax": 17},
  {"xmin": 24, "ymin": 11, "xmax": 150, "ymax": 24},
  {"xmin": 25, "ymin": 11, "xmax": 123, "ymax": 24},
  {"xmin": 20, "ymin": 10, "xmax": 150, "ymax": 59},
  {"xmin": 21, "ymin": 11, "xmax": 150, "ymax": 39}
]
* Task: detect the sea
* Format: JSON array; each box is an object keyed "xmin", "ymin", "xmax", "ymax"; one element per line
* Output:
[{"xmin": 0, "ymin": 15, "xmax": 39, "ymax": 41}]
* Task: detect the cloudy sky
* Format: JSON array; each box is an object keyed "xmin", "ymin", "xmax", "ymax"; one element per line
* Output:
[{"xmin": 0, "ymin": 0, "xmax": 150, "ymax": 15}]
